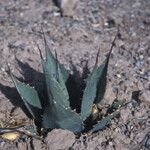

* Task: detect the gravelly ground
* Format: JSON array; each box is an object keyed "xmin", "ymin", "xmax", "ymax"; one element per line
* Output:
[{"xmin": 0, "ymin": 0, "xmax": 150, "ymax": 150}]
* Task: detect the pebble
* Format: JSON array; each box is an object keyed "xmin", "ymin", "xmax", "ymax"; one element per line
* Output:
[
  {"xmin": 109, "ymin": 141, "xmax": 113, "ymax": 146},
  {"xmin": 1, "ymin": 67, "xmax": 5, "ymax": 72}
]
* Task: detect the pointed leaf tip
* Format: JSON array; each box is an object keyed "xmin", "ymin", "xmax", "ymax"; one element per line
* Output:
[
  {"xmin": 81, "ymin": 67, "xmax": 99, "ymax": 120},
  {"xmin": 81, "ymin": 36, "xmax": 117, "ymax": 120},
  {"xmin": 13, "ymin": 77, "xmax": 42, "ymax": 109},
  {"xmin": 94, "ymin": 35, "xmax": 117, "ymax": 104},
  {"xmin": 91, "ymin": 110, "xmax": 119, "ymax": 133},
  {"xmin": 41, "ymin": 32, "xmax": 70, "ymax": 106},
  {"xmin": 12, "ymin": 76, "xmax": 42, "ymax": 118}
]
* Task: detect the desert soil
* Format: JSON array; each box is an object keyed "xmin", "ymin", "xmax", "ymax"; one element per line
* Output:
[{"xmin": 0, "ymin": 0, "xmax": 150, "ymax": 150}]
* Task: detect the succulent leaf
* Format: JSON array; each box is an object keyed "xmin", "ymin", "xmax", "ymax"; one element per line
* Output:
[
  {"xmin": 107, "ymin": 99, "xmax": 125, "ymax": 113},
  {"xmin": 81, "ymin": 67, "xmax": 99, "ymax": 120},
  {"xmin": 94, "ymin": 49, "xmax": 112, "ymax": 104},
  {"xmin": 44, "ymin": 44, "xmax": 57, "ymax": 79},
  {"xmin": 47, "ymin": 76, "xmax": 70, "ymax": 108},
  {"xmin": 59, "ymin": 63, "xmax": 69, "ymax": 82},
  {"xmin": 42, "ymin": 104, "xmax": 84, "ymax": 133},
  {"xmin": 41, "ymin": 40, "xmax": 69, "ymax": 106},
  {"xmin": 43, "ymin": 37, "xmax": 69, "ymax": 82},
  {"xmin": 91, "ymin": 110, "xmax": 119, "ymax": 132},
  {"xmin": 12, "ymin": 77, "xmax": 42, "ymax": 119},
  {"xmin": 81, "ymin": 49, "xmax": 113, "ymax": 120}
]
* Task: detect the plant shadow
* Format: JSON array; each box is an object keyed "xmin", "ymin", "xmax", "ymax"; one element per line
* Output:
[
  {"xmin": 0, "ymin": 83, "xmax": 32, "ymax": 118},
  {"xmin": 15, "ymin": 58, "xmax": 48, "ymax": 108},
  {"xmin": 0, "ymin": 59, "xmax": 47, "ymax": 118},
  {"xmin": 67, "ymin": 59, "xmax": 90, "ymax": 113}
]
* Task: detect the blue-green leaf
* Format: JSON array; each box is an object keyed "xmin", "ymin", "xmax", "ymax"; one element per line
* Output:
[
  {"xmin": 42, "ymin": 104, "xmax": 84, "ymax": 133},
  {"xmin": 41, "ymin": 40, "xmax": 69, "ymax": 106},
  {"xmin": 59, "ymin": 63, "xmax": 69, "ymax": 83},
  {"xmin": 47, "ymin": 76, "xmax": 70, "ymax": 108},
  {"xmin": 94, "ymin": 36, "xmax": 116, "ymax": 104},
  {"xmin": 42, "ymin": 71, "xmax": 84, "ymax": 133},
  {"xmin": 43, "ymin": 39, "xmax": 69, "ymax": 82},
  {"xmin": 94, "ymin": 52, "xmax": 110, "ymax": 104},
  {"xmin": 12, "ymin": 77, "xmax": 42, "ymax": 119},
  {"xmin": 81, "ymin": 67, "xmax": 99, "ymax": 120},
  {"xmin": 81, "ymin": 49, "xmax": 112, "ymax": 120},
  {"xmin": 91, "ymin": 110, "xmax": 119, "ymax": 132}
]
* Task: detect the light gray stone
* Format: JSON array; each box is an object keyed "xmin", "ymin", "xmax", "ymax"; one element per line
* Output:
[{"xmin": 45, "ymin": 129, "xmax": 75, "ymax": 150}]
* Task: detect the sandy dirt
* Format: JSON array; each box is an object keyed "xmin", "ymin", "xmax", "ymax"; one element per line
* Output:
[{"xmin": 0, "ymin": 0, "xmax": 150, "ymax": 149}]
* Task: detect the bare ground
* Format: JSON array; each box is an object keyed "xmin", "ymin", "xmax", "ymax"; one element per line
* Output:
[{"xmin": 0, "ymin": 0, "xmax": 150, "ymax": 149}]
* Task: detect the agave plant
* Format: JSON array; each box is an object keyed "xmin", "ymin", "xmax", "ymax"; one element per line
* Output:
[{"xmin": 10, "ymin": 35, "xmax": 122, "ymax": 134}]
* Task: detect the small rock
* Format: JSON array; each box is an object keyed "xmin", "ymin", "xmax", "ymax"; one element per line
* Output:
[
  {"xmin": 45, "ymin": 129, "xmax": 75, "ymax": 150},
  {"xmin": 120, "ymin": 108, "xmax": 130, "ymax": 123},
  {"xmin": 32, "ymin": 138, "xmax": 44, "ymax": 150},
  {"xmin": 55, "ymin": 0, "xmax": 78, "ymax": 17},
  {"xmin": 142, "ymin": 90, "xmax": 150, "ymax": 103},
  {"xmin": 109, "ymin": 141, "xmax": 113, "ymax": 146}
]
